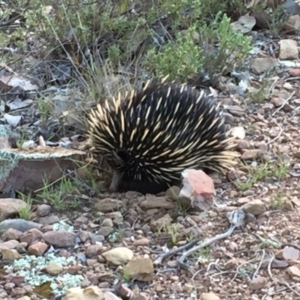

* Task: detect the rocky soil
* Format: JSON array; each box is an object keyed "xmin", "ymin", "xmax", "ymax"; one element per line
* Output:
[{"xmin": 2, "ymin": 5, "xmax": 300, "ymax": 300}]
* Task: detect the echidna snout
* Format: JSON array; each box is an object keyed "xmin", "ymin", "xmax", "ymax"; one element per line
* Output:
[{"xmin": 87, "ymin": 79, "xmax": 238, "ymax": 194}]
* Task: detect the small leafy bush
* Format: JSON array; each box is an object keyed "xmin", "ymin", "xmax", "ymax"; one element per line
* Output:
[{"xmin": 144, "ymin": 25, "xmax": 203, "ymax": 81}]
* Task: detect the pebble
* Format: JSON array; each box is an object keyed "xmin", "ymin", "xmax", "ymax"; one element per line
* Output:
[
  {"xmin": 123, "ymin": 257, "xmax": 154, "ymax": 282},
  {"xmin": 43, "ymin": 230, "xmax": 76, "ymax": 247},
  {"xmin": 249, "ymin": 276, "xmax": 268, "ymax": 290},
  {"xmin": 86, "ymin": 244, "xmax": 103, "ymax": 258},
  {"xmin": 1, "ymin": 248, "xmax": 21, "ymax": 260},
  {"xmin": 36, "ymin": 204, "xmax": 51, "ymax": 217},
  {"xmin": 102, "ymin": 247, "xmax": 134, "ymax": 265},
  {"xmin": 28, "ymin": 241, "xmax": 48, "ymax": 256},
  {"xmin": 2, "ymin": 228, "xmax": 22, "ymax": 241},
  {"xmin": 20, "ymin": 228, "xmax": 43, "ymax": 245},
  {"xmin": 133, "ymin": 238, "xmax": 149, "ymax": 246},
  {"xmin": 201, "ymin": 292, "xmax": 220, "ymax": 300}
]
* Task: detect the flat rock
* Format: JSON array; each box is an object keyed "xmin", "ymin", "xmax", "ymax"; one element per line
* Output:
[
  {"xmin": 45, "ymin": 262, "xmax": 63, "ymax": 275},
  {"xmin": 140, "ymin": 196, "xmax": 175, "ymax": 210},
  {"xmin": 94, "ymin": 198, "xmax": 123, "ymax": 213},
  {"xmin": 150, "ymin": 214, "xmax": 172, "ymax": 231},
  {"xmin": 249, "ymin": 277, "xmax": 267, "ymax": 290},
  {"xmin": 201, "ymin": 292, "xmax": 220, "ymax": 300},
  {"xmin": 0, "ymin": 219, "xmax": 42, "ymax": 232},
  {"xmin": 123, "ymin": 257, "xmax": 154, "ymax": 282},
  {"xmin": 250, "ymin": 58, "xmax": 278, "ymax": 75},
  {"xmin": 43, "ymin": 230, "xmax": 76, "ymax": 247},
  {"xmin": 1, "ymin": 248, "xmax": 21, "ymax": 260},
  {"xmin": 102, "ymin": 247, "xmax": 134, "ymax": 266},
  {"xmin": 2, "ymin": 228, "xmax": 22, "ymax": 241},
  {"xmin": 279, "ymin": 39, "xmax": 298, "ymax": 60},
  {"xmin": 62, "ymin": 286, "xmax": 104, "ymax": 300},
  {"xmin": 0, "ymin": 240, "xmax": 20, "ymax": 250},
  {"xmin": 0, "ymin": 198, "xmax": 26, "ymax": 218},
  {"xmin": 287, "ymin": 266, "xmax": 300, "ymax": 278},
  {"xmin": 241, "ymin": 199, "xmax": 266, "ymax": 216},
  {"xmin": 20, "ymin": 228, "xmax": 43, "ymax": 245}
]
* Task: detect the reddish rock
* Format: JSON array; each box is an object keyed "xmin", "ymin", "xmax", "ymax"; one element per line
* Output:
[
  {"xmin": 43, "ymin": 230, "xmax": 76, "ymax": 247},
  {"xmin": 20, "ymin": 228, "xmax": 43, "ymax": 245},
  {"xmin": 28, "ymin": 242, "xmax": 48, "ymax": 256}
]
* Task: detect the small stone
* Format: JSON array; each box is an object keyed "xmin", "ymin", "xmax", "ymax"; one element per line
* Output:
[
  {"xmin": 250, "ymin": 58, "xmax": 278, "ymax": 75},
  {"xmin": 104, "ymin": 291, "xmax": 123, "ymax": 300},
  {"xmin": 123, "ymin": 257, "xmax": 154, "ymax": 282},
  {"xmin": 67, "ymin": 265, "xmax": 81, "ymax": 275},
  {"xmin": 167, "ymin": 260, "xmax": 177, "ymax": 268},
  {"xmin": 287, "ymin": 266, "xmax": 300, "ymax": 278},
  {"xmin": 10, "ymin": 275, "xmax": 25, "ymax": 286},
  {"xmin": 79, "ymin": 231, "xmax": 90, "ymax": 243},
  {"xmin": 223, "ymin": 258, "xmax": 239, "ymax": 270},
  {"xmin": 74, "ymin": 216, "xmax": 89, "ymax": 225},
  {"xmin": 2, "ymin": 228, "xmax": 22, "ymax": 241},
  {"xmin": 241, "ymin": 199, "xmax": 266, "ymax": 216},
  {"xmin": 201, "ymin": 292, "xmax": 220, "ymax": 300},
  {"xmin": 140, "ymin": 195, "xmax": 175, "ymax": 210},
  {"xmin": 179, "ymin": 169, "xmax": 215, "ymax": 212},
  {"xmin": 231, "ymin": 126, "xmax": 246, "ymax": 139},
  {"xmin": 228, "ymin": 105, "xmax": 245, "ymax": 116},
  {"xmin": 20, "ymin": 228, "xmax": 43, "ymax": 245},
  {"xmin": 90, "ymin": 233, "xmax": 105, "ymax": 243},
  {"xmin": 0, "ymin": 198, "xmax": 27, "ymax": 218},
  {"xmin": 80, "ymin": 278, "xmax": 91, "ymax": 288},
  {"xmin": 39, "ymin": 215, "xmax": 59, "ymax": 225},
  {"xmin": 249, "ymin": 277, "xmax": 268, "ymax": 290},
  {"xmin": 285, "ymin": 15, "xmax": 300, "ymax": 31},
  {"xmin": 4, "ymin": 282, "xmax": 15, "ymax": 290},
  {"xmin": 150, "ymin": 214, "xmax": 172, "ymax": 231},
  {"xmin": 28, "ymin": 241, "xmax": 48, "ymax": 256},
  {"xmin": 271, "ymin": 96, "xmax": 286, "ymax": 107},
  {"xmin": 86, "ymin": 259, "xmax": 98, "ymax": 267},
  {"xmin": 16, "ymin": 297, "xmax": 30, "ymax": 300},
  {"xmin": 282, "ymin": 246, "xmax": 300, "ymax": 260},
  {"xmin": 1, "ymin": 248, "xmax": 21, "ymax": 260},
  {"xmin": 133, "ymin": 238, "xmax": 149, "ymax": 246},
  {"xmin": 0, "ymin": 240, "xmax": 20, "ymax": 250},
  {"xmin": 101, "ymin": 218, "xmax": 113, "ymax": 227},
  {"xmin": 10, "ymin": 287, "xmax": 26, "ymax": 297},
  {"xmin": 106, "ymin": 212, "xmax": 123, "ymax": 225},
  {"xmin": 62, "ymin": 286, "xmax": 104, "ymax": 300},
  {"xmin": 102, "ymin": 247, "xmax": 134, "ymax": 266},
  {"xmin": 279, "ymin": 39, "xmax": 298, "ymax": 60},
  {"xmin": 43, "ymin": 230, "xmax": 76, "ymax": 247},
  {"xmin": 98, "ymin": 226, "xmax": 114, "ymax": 237},
  {"xmin": 116, "ymin": 284, "xmax": 135, "ymax": 299},
  {"xmin": 36, "ymin": 204, "xmax": 51, "ymax": 217},
  {"xmin": 241, "ymin": 149, "xmax": 262, "ymax": 160},
  {"xmin": 86, "ymin": 245, "xmax": 103, "ymax": 258},
  {"xmin": 94, "ymin": 198, "xmax": 123, "ymax": 213},
  {"xmin": 45, "ymin": 262, "xmax": 63, "ymax": 275}
]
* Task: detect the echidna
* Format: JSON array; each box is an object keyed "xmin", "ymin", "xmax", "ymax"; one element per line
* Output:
[{"xmin": 87, "ymin": 78, "xmax": 237, "ymax": 194}]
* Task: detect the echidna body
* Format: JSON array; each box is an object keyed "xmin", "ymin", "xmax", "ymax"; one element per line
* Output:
[{"xmin": 87, "ymin": 80, "xmax": 237, "ymax": 194}]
